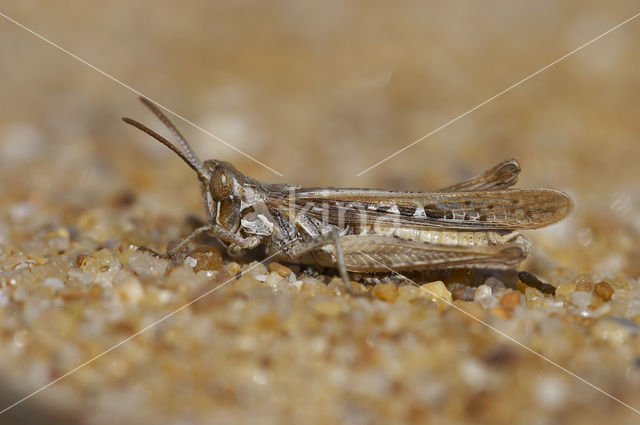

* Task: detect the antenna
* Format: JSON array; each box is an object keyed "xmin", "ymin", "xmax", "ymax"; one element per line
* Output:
[
  {"xmin": 137, "ymin": 97, "xmax": 203, "ymax": 169},
  {"xmin": 122, "ymin": 117, "xmax": 206, "ymax": 180}
]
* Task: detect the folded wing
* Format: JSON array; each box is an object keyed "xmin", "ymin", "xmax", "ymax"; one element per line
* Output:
[{"xmin": 276, "ymin": 187, "xmax": 572, "ymax": 230}]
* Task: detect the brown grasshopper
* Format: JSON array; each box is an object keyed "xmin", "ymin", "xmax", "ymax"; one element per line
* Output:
[{"xmin": 123, "ymin": 97, "xmax": 573, "ymax": 292}]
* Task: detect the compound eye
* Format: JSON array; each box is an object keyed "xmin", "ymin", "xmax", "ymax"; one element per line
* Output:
[{"xmin": 209, "ymin": 167, "xmax": 234, "ymax": 201}]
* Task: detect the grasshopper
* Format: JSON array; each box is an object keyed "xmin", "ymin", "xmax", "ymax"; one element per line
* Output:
[{"xmin": 123, "ymin": 97, "xmax": 573, "ymax": 292}]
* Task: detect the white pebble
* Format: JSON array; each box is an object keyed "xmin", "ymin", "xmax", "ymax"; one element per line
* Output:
[
  {"xmin": 474, "ymin": 284, "xmax": 492, "ymax": 301},
  {"xmin": 0, "ymin": 289, "xmax": 9, "ymax": 307},
  {"xmin": 43, "ymin": 277, "xmax": 65, "ymax": 290},
  {"xmin": 13, "ymin": 329, "xmax": 28, "ymax": 348},
  {"xmin": 68, "ymin": 269, "xmax": 94, "ymax": 285},
  {"xmin": 478, "ymin": 295, "xmax": 498, "ymax": 309},
  {"xmin": 591, "ymin": 317, "xmax": 638, "ymax": 345},
  {"xmin": 117, "ymin": 276, "xmax": 145, "ymax": 304},
  {"xmin": 196, "ymin": 270, "xmax": 216, "ymax": 279},
  {"xmin": 484, "ymin": 277, "xmax": 505, "ymax": 291},
  {"xmin": 252, "ymin": 368, "xmax": 269, "ymax": 386},
  {"xmin": 569, "ymin": 291, "xmax": 592, "ymax": 308},
  {"xmin": 48, "ymin": 236, "xmax": 70, "ymax": 252},
  {"xmin": 264, "ymin": 273, "xmax": 282, "ymax": 288},
  {"xmin": 128, "ymin": 251, "xmax": 168, "ymax": 277},
  {"xmin": 474, "ymin": 284, "xmax": 498, "ymax": 308},
  {"xmin": 460, "ymin": 359, "xmax": 490, "ymax": 390},
  {"xmin": 184, "ymin": 256, "xmax": 197, "ymax": 268},
  {"xmin": 288, "ymin": 280, "xmax": 303, "ymax": 291},
  {"xmin": 0, "ymin": 221, "xmax": 7, "ymax": 245},
  {"xmin": 626, "ymin": 297, "xmax": 640, "ymax": 317},
  {"xmin": 535, "ymin": 375, "xmax": 566, "ymax": 410},
  {"xmin": 9, "ymin": 202, "xmax": 34, "ymax": 222},
  {"xmin": 592, "ymin": 302, "xmax": 611, "ymax": 318},
  {"xmin": 1, "ymin": 124, "xmax": 44, "ymax": 162},
  {"xmin": 247, "ymin": 261, "xmax": 268, "ymax": 277},
  {"xmin": 154, "ymin": 289, "xmax": 175, "ymax": 304}
]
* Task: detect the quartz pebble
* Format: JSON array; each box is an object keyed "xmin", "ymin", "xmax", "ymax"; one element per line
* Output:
[
  {"xmin": 263, "ymin": 272, "xmax": 283, "ymax": 289},
  {"xmin": 483, "ymin": 277, "xmax": 505, "ymax": 292},
  {"xmin": 247, "ymin": 261, "xmax": 268, "ymax": 277},
  {"xmin": 116, "ymin": 276, "xmax": 145, "ymax": 304},
  {"xmin": 184, "ymin": 256, "xmax": 197, "ymax": 268},
  {"xmin": 555, "ymin": 282, "xmax": 576, "ymax": 299},
  {"xmin": 268, "ymin": 262, "xmax": 292, "ymax": 277},
  {"xmin": 46, "ymin": 227, "xmax": 71, "ymax": 252},
  {"xmin": 226, "ymin": 262, "xmax": 242, "ymax": 275},
  {"xmin": 626, "ymin": 298, "xmax": 640, "ymax": 318},
  {"xmin": 312, "ymin": 298, "xmax": 345, "ymax": 318},
  {"xmin": 525, "ymin": 287, "xmax": 547, "ymax": 309},
  {"xmin": 499, "ymin": 291, "xmax": 521, "ymax": 311},
  {"xmin": 591, "ymin": 317, "xmax": 639, "ymax": 345},
  {"xmin": 594, "ymin": 281, "xmax": 614, "ymax": 301},
  {"xmin": 43, "ymin": 277, "xmax": 65, "ymax": 291},
  {"xmin": 535, "ymin": 375, "xmax": 567, "ymax": 410},
  {"xmin": 190, "ymin": 247, "xmax": 223, "ymax": 272},
  {"xmin": 489, "ymin": 306, "xmax": 509, "ymax": 319},
  {"xmin": 569, "ymin": 291, "xmax": 592, "ymax": 309},
  {"xmin": 372, "ymin": 283, "xmax": 399, "ymax": 302},
  {"xmin": 421, "ymin": 281, "xmax": 452, "ymax": 307},
  {"xmin": 128, "ymin": 251, "xmax": 168, "ymax": 277},
  {"xmin": 474, "ymin": 284, "xmax": 498, "ymax": 309},
  {"xmin": 451, "ymin": 286, "xmax": 475, "ymax": 302},
  {"xmin": 474, "ymin": 284, "xmax": 492, "ymax": 301},
  {"xmin": 478, "ymin": 296, "xmax": 498, "ymax": 309},
  {"xmin": 397, "ymin": 284, "xmax": 423, "ymax": 302},
  {"xmin": 74, "ymin": 253, "xmax": 94, "ymax": 268},
  {"xmin": 592, "ymin": 302, "xmax": 612, "ymax": 318},
  {"xmin": 574, "ymin": 274, "xmax": 594, "ymax": 292}
]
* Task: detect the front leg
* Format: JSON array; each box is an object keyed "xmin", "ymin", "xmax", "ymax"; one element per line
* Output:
[{"xmin": 168, "ymin": 224, "xmax": 262, "ymax": 259}]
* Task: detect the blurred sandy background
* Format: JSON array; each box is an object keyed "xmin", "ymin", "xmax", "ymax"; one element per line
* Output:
[{"xmin": 1, "ymin": 1, "xmax": 640, "ymax": 424}]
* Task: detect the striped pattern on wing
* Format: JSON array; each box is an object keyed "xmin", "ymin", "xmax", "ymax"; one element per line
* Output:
[{"xmin": 278, "ymin": 188, "xmax": 572, "ymax": 230}]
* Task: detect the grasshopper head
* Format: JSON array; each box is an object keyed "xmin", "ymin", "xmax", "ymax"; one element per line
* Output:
[
  {"xmin": 123, "ymin": 97, "xmax": 246, "ymax": 232},
  {"xmin": 201, "ymin": 160, "xmax": 245, "ymax": 202},
  {"xmin": 200, "ymin": 160, "xmax": 245, "ymax": 232}
]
